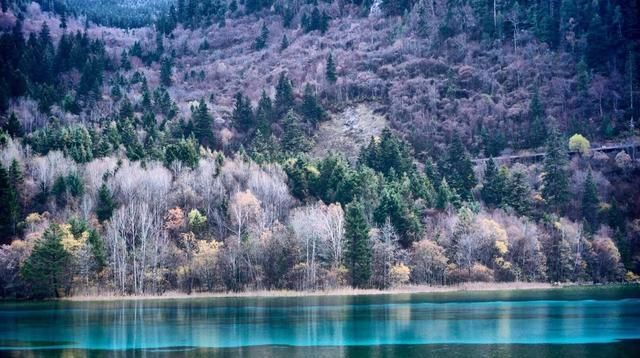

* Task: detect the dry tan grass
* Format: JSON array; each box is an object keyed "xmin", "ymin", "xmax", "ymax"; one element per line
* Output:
[{"xmin": 65, "ymin": 282, "xmax": 556, "ymax": 302}]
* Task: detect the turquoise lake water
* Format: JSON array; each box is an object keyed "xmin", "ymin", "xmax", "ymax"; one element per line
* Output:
[{"xmin": 1, "ymin": 286, "xmax": 640, "ymax": 357}]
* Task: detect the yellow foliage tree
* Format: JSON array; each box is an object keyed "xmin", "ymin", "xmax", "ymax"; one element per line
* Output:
[
  {"xmin": 390, "ymin": 263, "xmax": 411, "ymax": 286},
  {"xmin": 569, "ymin": 134, "xmax": 590, "ymax": 155}
]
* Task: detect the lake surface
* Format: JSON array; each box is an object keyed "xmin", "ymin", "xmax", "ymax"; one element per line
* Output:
[{"xmin": 1, "ymin": 286, "xmax": 640, "ymax": 357}]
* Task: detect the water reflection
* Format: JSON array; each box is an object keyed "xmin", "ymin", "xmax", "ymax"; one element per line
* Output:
[{"xmin": 0, "ymin": 286, "xmax": 639, "ymax": 352}]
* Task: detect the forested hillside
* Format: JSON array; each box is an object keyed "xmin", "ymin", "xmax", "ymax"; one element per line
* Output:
[{"xmin": 0, "ymin": 0, "xmax": 639, "ymax": 298}]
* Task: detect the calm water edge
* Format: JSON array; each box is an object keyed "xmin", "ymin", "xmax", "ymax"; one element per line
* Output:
[{"xmin": 1, "ymin": 286, "xmax": 639, "ymax": 357}]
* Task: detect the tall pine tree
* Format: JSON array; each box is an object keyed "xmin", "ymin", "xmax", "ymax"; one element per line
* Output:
[
  {"xmin": 20, "ymin": 225, "xmax": 71, "ymax": 298},
  {"xmin": 160, "ymin": 57, "xmax": 173, "ymax": 87},
  {"xmin": 440, "ymin": 135, "xmax": 477, "ymax": 201},
  {"xmin": 192, "ymin": 99, "xmax": 214, "ymax": 148},
  {"xmin": 582, "ymin": 169, "xmax": 599, "ymax": 234},
  {"xmin": 0, "ymin": 163, "xmax": 12, "ymax": 243},
  {"xmin": 480, "ymin": 158, "xmax": 504, "ymax": 207},
  {"xmin": 232, "ymin": 92, "xmax": 254, "ymax": 133},
  {"xmin": 96, "ymin": 183, "xmax": 115, "ymax": 222},
  {"xmin": 274, "ymin": 72, "xmax": 294, "ymax": 117},
  {"xmin": 345, "ymin": 201, "xmax": 371, "ymax": 288},
  {"xmin": 326, "ymin": 53, "xmax": 337, "ymax": 83},
  {"xmin": 542, "ymin": 128, "xmax": 569, "ymax": 213}
]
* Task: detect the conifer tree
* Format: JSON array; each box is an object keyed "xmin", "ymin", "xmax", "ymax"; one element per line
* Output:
[
  {"xmin": 232, "ymin": 92, "xmax": 254, "ymax": 133},
  {"xmin": 20, "ymin": 225, "xmax": 71, "ymax": 298},
  {"xmin": 582, "ymin": 169, "xmax": 599, "ymax": 233},
  {"xmin": 300, "ymin": 84, "xmax": 325, "ymax": 127},
  {"xmin": 381, "ymin": 0, "xmax": 413, "ymax": 16},
  {"xmin": 436, "ymin": 178, "xmax": 457, "ymax": 210},
  {"xmin": 542, "ymin": 128, "xmax": 569, "ymax": 213},
  {"xmin": 7, "ymin": 159, "xmax": 22, "ymax": 236},
  {"xmin": 51, "ymin": 176, "xmax": 67, "ymax": 208},
  {"xmin": 374, "ymin": 187, "xmax": 421, "ymax": 248},
  {"xmin": 586, "ymin": 13, "xmax": 608, "ymax": 72},
  {"xmin": 250, "ymin": 129, "xmax": 278, "ymax": 164},
  {"xmin": 504, "ymin": 170, "xmax": 530, "ymax": 216},
  {"xmin": 326, "ymin": 53, "xmax": 337, "ymax": 83},
  {"xmin": 480, "ymin": 158, "xmax": 504, "ymax": 207},
  {"xmin": 96, "ymin": 183, "xmax": 115, "ymax": 222},
  {"xmin": 281, "ymin": 110, "xmax": 308, "ymax": 154},
  {"xmin": 274, "ymin": 72, "xmax": 294, "ymax": 117},
  {"xmin": 254, "ymin": 22, "xmax": 269, "ymax": 50},
  {"xmin": 60, "ymin": 12, "xmax": 67, "ymax": 30},
  {"xmin": 0, "ymin": 163, "xmax": 13, "ymax": 243},
  {"xmin": 255, "ymin": 90, "xmax": 273, "ymax": 134},
  {"xmin": 192, "ymin": 99, "xmax": 214, "ymax": 148},
  {"xmin": 160, "ymin": 57, "xmax": 173, "ymax": 87},
  {"xmin": 440, "ymin": 135, "xmax": 477, "ymax": 201},
  {"xmin": 345, "ymin": 201, "xmax": 371, "ymax": 288},
  {"xmin": 280, "ymin": 34, "xmax": 289, "ymax": 51},
  {"xmin": 528, "ymin": 89, "xmax": 547, "ymax": 148},
  {"xmin": 88, "ymin": 229, "xmax": 107, "ymax": 271},
  {"xmin": 284, "ymin": 157, "xmax": 310, "ymax": 199},
  {"xmin": 4, "ymin": 112, "xmax": 23, "ymax": 138}
]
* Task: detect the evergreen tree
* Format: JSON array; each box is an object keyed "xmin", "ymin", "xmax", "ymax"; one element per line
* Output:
[
  {"xmin": 300, "ymin": 84, "xmax": 325, "ymax": 127},
  {"xmin": 528, "ymin": 89, "xmax": 547, "ymax": 148},
  {"xmin": 326, "ymin": 53, "xmax": 337, "ymax": 83},
  {"xmin": 576, "ymin": 59, "xmax": 590, "ymax": 97},
  {"xmin": 345, "ymin": 201, "xmax": 371, "ymax": 288},
  {"xmin": 542, "ymin": 128, "xmax": 570, "ymax": 213},
  {"xmin": 232, "ymin": 92, "xmax": 255, "ymax": 133},
  {"xmin": 281, "ymin": 110, "xmax": 308, "ymax": 154},
  {"xmin": 255, "ymin": 90, "xmax": 273, "ymax": 134},
  {"xmin": 20, "ymin": 225, "xmax": 71, "ymax": 298},
  {"xmin": 120, "ymin": 50, "xmax": 131, "ymax": 71},
  {"xmin": 382, "ymin": 0, "xmax": 413, "ymax": 16},
  {"xmin": 87, "ymin": 229, "xmax": 107, "ymax": 271},
  {"xmin": 4, "ymin": 112, "xmax": 23, "ymax": 138},
  {"xmin": 51, "ymin": 176, "xmax": 67, "ymax": 208},
  {"xmin": 424, "ymin": 158, "xmax": 441, "ymax": 184},
  {"xmin": 413, "ymin": 0, "xmax": 431, "ymax": 37},
  {"xmin": 250, "ymin": 129, "xmax": 278, "ymax": 164},
  {"xmin": 274, "ymin": 72, "xmax": 294, "ymax": 117},
  {"xmin": 436, "ymin": 178, "xmax": 457, "ymax": 209},
  {"xmin": 504, "ymin": 170, "xmax": 530, "ymax": 216},
  {"xmin": 440, "ymin": 135, "xmax": 477, "ymax": 201},
  {"xmin": 320, "ymin": 11, "xmax": 330, "ymax": 34},
  {"xmin": 254, "ymin": 22, "xmax": 269, "ymax": 50},
  {"xmin": 60, "ymin": 12, "xmax": 67, "ymax": 30},
  {"xmin": 64, "ymin": 126, "xmax": 93, "ymax": 163},
  {"xmin": 586, "ymin": 13, "xmax": 608, "ymax": 72},
  {"xmin": 192, "ymin": 99, "xmax": 214, "ymax": 148},
  {"xmin": 280, "ymin": 34, "xmax": 289, "ymax": 51},
  {"xmin": 141, "ymin": 83, "xmax": 152, "ymax": 110},
  {"xmin": 373, "ymin": 187, "xmax": 421, "ymax": 248},
  {"xmin": 359, "ymin": 128, "xmax": 413, "ymax": 177},
  {"xmin": 0, "ymin": 163, "xmax": 13, "ymax": 243},
  {"xmin": 582, "ymin": 169, "xmax": 599, "ymax": 233},
  {"xmin": 7, "ymin": 159, "xmax": 22, "ymax": 237},
  {"xmin": 165, "ymin": 137, "xmax": 200, "ymax": 168},
  {"xmin": 285, "ymin": 157, "xmax": 311, "ymax": 200},
  {"xmin": 119, "ymin": 119, "xmax": 145, "ymax": 161},
  {"xmin": 480, "ymin": 158, "xmax": 504, "ymax": 207},
  {"xmin": 160, "ymin": 57, "xmax": 173, "ymax": 87},
  {"xmin": 96, "ymin": 183, "xmax": 115, "ymax": 222}
]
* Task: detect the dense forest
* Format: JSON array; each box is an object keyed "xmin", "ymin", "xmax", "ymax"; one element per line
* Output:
[{"xmin": 0, "ymin": 0, "xmax": 639, "ymax": 299}]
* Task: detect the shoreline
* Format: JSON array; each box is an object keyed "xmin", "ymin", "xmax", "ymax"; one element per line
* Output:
[{"xmin": 62, "ymin": 282, "xmax": 559, "ymax": 302}]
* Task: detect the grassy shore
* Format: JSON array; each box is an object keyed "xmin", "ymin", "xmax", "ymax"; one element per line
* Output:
[{"xmin": 63, "ymin": 282, "xmax": 558, "ymax": 302}]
